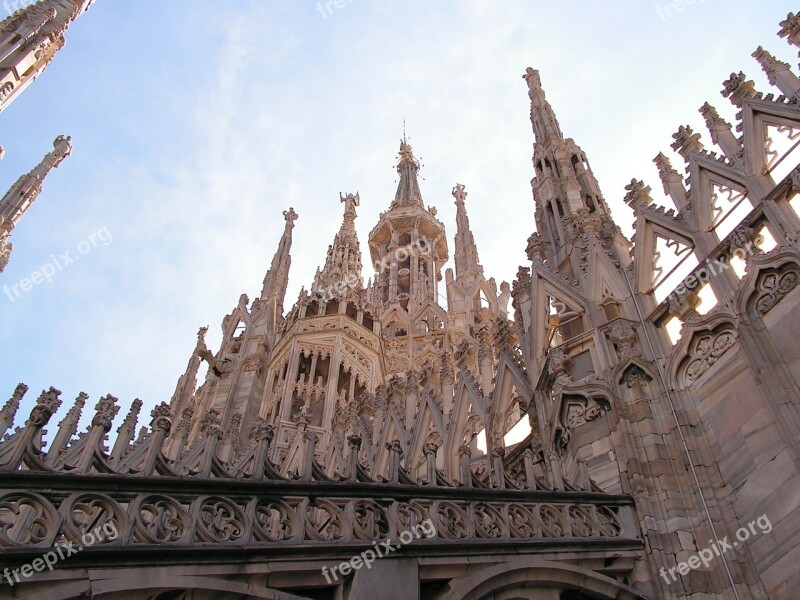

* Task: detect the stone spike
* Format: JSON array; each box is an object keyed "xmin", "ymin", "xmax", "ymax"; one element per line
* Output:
[
  {"xmin": 699, "ymin": 102, "xmax": 743, "ymax": 161},
  {"xmin": 0, "ymin": 383, "xmax": 27, "ymax": 434},
  {"xmin": 721, "ymin": 71, "xmax": 756, "ymax": 106},
  {"xmin": 110, "ymin": 398, "xmax": 143, "ymax": 463},
  {"xmin": 670, "ymin": 125, "xmax": 704, "ymax": 159},
  {"xmin": 26, "ymin": 386, "xmax": 62, "ymax": 427},
  {"xmin": 452, "ymin": 183, "xmax": 484, "ymax": 280},
  {"xmin": 699, "ymin": 102, "xmax": 729, "ymax": 145},
  {"xmin": 59, "ymin": 392, "xmax": 88, "ymax": 428},
  {"xmin": 778, "ymin": 11, "xmax": 800, "ymax": 48},
  {"xmin": 260, "ymin": 207, "xmax": 298, "ymax": 315},
  {"xmin": 0, "ymin": 136, "xmax": 72, "ymax": 274},
  {"xmin": 46, "ymin": 392, "xmax": 88, "ymax": 462},
  {"xmin": 118, "ymin": 398, "xmax": 143, "ymax": 434},
  {"xmin": 752, "ymin": 46, "xmax": 791, "ymax": 86},
  {"xmin": 752, "ymin": 46, "xmax": 800, "ymax": 99},
  {"xmin": 91, "ymin": 394, "xmax": 120, "ymax": 433},
  {"xmin": 623, "ymin": 179, "xmax": 653, "ymax": 210}
]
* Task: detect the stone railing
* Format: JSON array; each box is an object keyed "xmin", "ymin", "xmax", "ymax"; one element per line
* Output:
[
  {"xmin": 0, "ymin": 473, "xmax": 640, "ymax": 554},
  {"xmin": 0, "ymin": 387, "xmax": 642, "ymax": 559}
]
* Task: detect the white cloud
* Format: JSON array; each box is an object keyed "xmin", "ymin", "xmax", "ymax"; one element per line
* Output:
[{"xmin": 0, "ymin": 0, "xmax": 795, "ymax": 437}]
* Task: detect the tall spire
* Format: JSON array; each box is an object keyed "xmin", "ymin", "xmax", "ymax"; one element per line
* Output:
[
  {"xmin": 369, "ymin": 140, "xmax": 448, "ymax": 313},
  {"xmin": 523, "ymin": 67, "xmax": 564, "ymax": 142},
  {"xmin": 523, "ymin": 68, "xmax": 611, "ymax": 259},
  {"xmin": 391, "ymin": 139, "xmax": 424, "ymax": 209},
  {"xmin": 260, "ymin": 207, "xmax": 297, "ymax": 312},
  {"xmin": 313, "ymin": 193, "xmax": 363, "ymax": 299},
  {"xmin": 452, "ymin": 183, "xmax": 483, "ymax": 280},
  {"xmin": 0, "ymin": 0, "xmax": 96, "ymax": 114},
  {"xmin": 0, "ymin": 135, "xmax": 72, "ymax": 273}
]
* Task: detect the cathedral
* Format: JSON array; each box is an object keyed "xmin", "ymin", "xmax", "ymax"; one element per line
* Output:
[{"xmin": 1, "ymin": 2, "xmax": 800, "ymax": 599}]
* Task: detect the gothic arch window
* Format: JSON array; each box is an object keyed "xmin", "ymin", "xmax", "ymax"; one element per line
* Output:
[
  {"xmin": 546, "ymin": 204, "xmax": 559, "ymax": 246},
  {"xmin": 362, "ymin": 312, "xmax": 374, "ymax": 331},
  {"xmin": 345, "ymin": 302, "xmax": 358, "ymax": 320}
]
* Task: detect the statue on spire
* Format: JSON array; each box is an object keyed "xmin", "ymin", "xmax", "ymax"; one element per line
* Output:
[
  {"xmin": 283, "ymin": 207, "xmax": 298, "ymax": 227},
  {"xmin": 340, "ymin": 191, "xmax": 359, "ymax": 215},
  {"xmin": 0, "ymin": 135, "xmax": 73, "ymax": 274},
  {"xmin": 523, "ymin": 67, "xmax": 542, "ymax": 93},
  {"xmin": 452, "ymin": 183, "xmax": 468, "ymax": 204}
]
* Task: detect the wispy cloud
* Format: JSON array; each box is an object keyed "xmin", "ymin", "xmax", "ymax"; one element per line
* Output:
[{"xmin": 0, "ymin": 0, "xmax": 795, "ymax": 434}]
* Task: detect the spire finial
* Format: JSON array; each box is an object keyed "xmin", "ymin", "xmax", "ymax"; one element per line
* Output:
[
  {"xmin": 283, "ymin": 207, "xmax": 298, "ymax": 226},
  {"xmin": 260, "ymin": 207, "xmax": 298, "ymax": 313},
  {"xmin": 522, "ymin": 68, "xmax": 563, "ymax": 141},
  {"xmin": 392, "ymin": 135, "xmax": 423, "ymax": 209},
  {"xmin": 312, "ymin": 193, "xmax": 364, "ymax": 300},
  {"xmin": 452, "ymin": 182, "xmax": 483, "ymax": 280}
]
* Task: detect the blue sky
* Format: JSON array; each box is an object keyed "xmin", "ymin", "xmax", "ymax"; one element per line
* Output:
[{"xmin": 0, "ymin": 0, "xmax": 796, "ymax": 436}]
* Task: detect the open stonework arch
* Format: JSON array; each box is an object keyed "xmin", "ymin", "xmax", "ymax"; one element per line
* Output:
[{"xmin": 434, "ymin": 559, "xmax": 648, "ymax": 600}]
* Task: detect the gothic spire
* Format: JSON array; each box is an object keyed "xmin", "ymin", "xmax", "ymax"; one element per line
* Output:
[
  {"xmin": 0, "ymin": 0, "xmax": 96, "ymax": 113},
  {"xmin": 452, "ymin": 183, "xmax": 483, "ymax": 280},
  {"xmin": 0, "ymin": 135, "xmax": 73, "ymax": 273},
  {"xmin": 0, "ymin": 383, "xmax": 26, "ymax": 435},
  {"xmin": 169, "ymin": 326, "xmax": 206, "ymax": 419},
  {"xmin": 523, "ymin": 67, "xmax": 564, "ymax": 142},
  {"xmin": 391, "ymin": 139, "xmax": 424, "ymax": 209},
  {"xmin": 260, "ymin": 207, "xmax": 298, "ymax": 312},
  {"xmin": 522, "ymin": 68, "xmax": 612, "ymax": 258},
  {"xmin": 313, "ymin": 193, "xmax": 363, "ymax": 298}
]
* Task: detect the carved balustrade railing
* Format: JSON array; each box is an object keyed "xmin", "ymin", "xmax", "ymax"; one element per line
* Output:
[
  {"xmin": 0, "ymin": 387, "xmax": 642, "ymax": 559},
  {"xmin": 0, "ymin": 388, "xmax": 591, "ymax": 492},
  {"xmin": 0, "ymin": 475, "xmax": 640, "ymax": 554}
]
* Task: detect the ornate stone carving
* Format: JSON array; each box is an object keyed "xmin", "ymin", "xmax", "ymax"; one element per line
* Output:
[
  {"xmin": 721, "ymin": 71, "xmax": 756, "ymax": 106},
  {"xmin": 61, "ymin": 493, "xmax": 124, "ymax": 544},
  {"xmin": 752, "ymin": 46, "xmax": 791, "ymax": 86},
  {"xmin": 682, "ymin": 329, "xmax": 737, "ymax": 384},
  {"xmin": 607, "ymin": 320, "xmax": 641, "ymax": 360},
  {"xmin": 196, "ymin": 497, "xmax": 246, "ymax": 543},
  {"xmin": 753, "ymin": 268, "xmax": 800, "ymax": 315},
  {"xmin": 133, "ymin": 495, "xmax": 190, "ymax": 544},
  {"xmin": 547, "ymin": 347, "xmax": 572, "ymax": 377},
  {"xmin": 0, "ymin": 492, "xmax": 60, "ymax": 547},
  {"xmin": 670, "ymin": 125, "xmax": 704, "ymax": 158},
  {"xmin": 91, "ymin": 394, "xmax": 119, "ymax": 432},
  {"xmin": 150, "ymin": 402, "xmax": 172, "ymax": 433}
]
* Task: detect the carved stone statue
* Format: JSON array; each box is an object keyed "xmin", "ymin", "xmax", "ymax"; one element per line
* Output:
[
  {"xmin": 523, "ymin": 67, "xmax": 541, "ymax": 91},
  {"xmin": 51, "ymin": 135, "xmax": 72, "ymax": 165}
]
